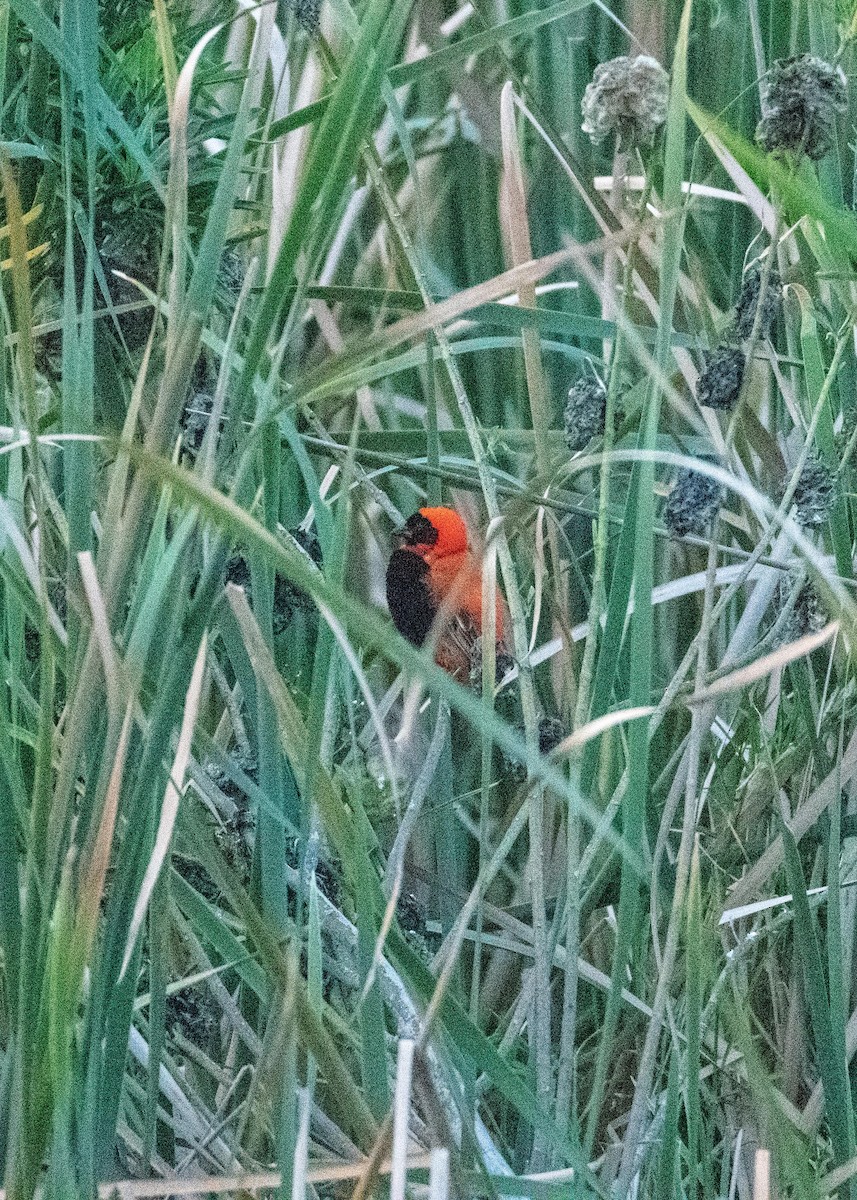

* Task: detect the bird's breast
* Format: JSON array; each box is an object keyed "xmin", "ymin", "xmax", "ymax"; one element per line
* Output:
[
  {"xmin": 385, "ymin": 547, "xmax": 437, "ymax": 645},
  {"xmin": 427, "ymin": 551, "xmax": 502, "ymax": 635}
]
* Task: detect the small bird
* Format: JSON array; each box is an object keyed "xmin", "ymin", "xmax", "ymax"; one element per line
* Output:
[{"xmin": 385, "ymin": 506, "xmax": 504, "ymax": 680}]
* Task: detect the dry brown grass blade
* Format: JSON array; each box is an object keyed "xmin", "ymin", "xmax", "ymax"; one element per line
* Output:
[
  {"xmin": 75, "ymin": 703, "xmax": 134, "ymax": 954},
  {"xmin": 118, "ymin": 634, "xmax": 208, "ymax": 980},
  {"xmin": 553, "ymin": 705, "xmax": 658, "ymax": 755},
  {"xmin": 753, "ymin": 1149, "xmax": 771, "ymax": 1200},
  {"xmin": 0, "ymin": 1155, "xmax": 438, "ymax": 1200},
  {"xmin": 78, "ymin": 550, "xmax": 122, "ymax": 718},
  {"xmin": 498, "ymin": 83, "xmax": 553, "ymax": 1170},
  {"xmin": 300, "ymin": 226, "xmax": 647, "ymax": 398},
  {"xmin": 687, "ymin": 622, "xmax": 840, "ymax": 705}
]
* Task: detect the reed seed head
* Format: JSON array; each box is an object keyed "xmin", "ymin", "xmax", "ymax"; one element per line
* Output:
[
  {"xmin": 696, "ymin": 346, "xmax": 745, "ymax": 411},
  {"xmin": 734, "ymin": 263, "xmax": 782, "ymax": 341},
  {"xmin": 790, "ymin": 458, "xmax": 835, "ymax": 527},
  {"xmin": 581, "ymin": 54, "xmax": 670, "ymax": 149},
  {"xmin": 756, "ymin": 54, "xmax": 847, "ymax": 161},
  {"xmin": 564, "ymin": 376, "xmax": 608, "ymax": 450},
  {"xmin": 664, "ymin": 467, "xmax": 725, "ymax": 538}
]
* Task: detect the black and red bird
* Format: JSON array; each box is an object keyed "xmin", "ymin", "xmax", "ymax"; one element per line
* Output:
[{"xmin": 385, "ymin": 506, "xmax": 504, "ymax": 680}]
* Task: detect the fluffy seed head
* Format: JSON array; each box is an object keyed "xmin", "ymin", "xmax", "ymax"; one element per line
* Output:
[
  {"xmin": 581, "ymin": 55, "xmax": 670, "ymax": 149},
  {"xmin": 756, "ymin": 54, "xmax": 847, "ymax": 161},
  {"xmin": 696, "ymin": 346, "xmax": 745, "ymax": 411},
  {"xmin": 664, "ymin": 467, "xmax": 725, "ymax": 538},
  {"xmin": 564, "ymin": 376, "xmax": 608, "ymax": 450}
]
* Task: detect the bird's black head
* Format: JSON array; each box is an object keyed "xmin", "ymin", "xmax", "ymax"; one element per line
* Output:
[{"xmin": 395, "ymin": 511, "xmax": 439, "ymax": 548}]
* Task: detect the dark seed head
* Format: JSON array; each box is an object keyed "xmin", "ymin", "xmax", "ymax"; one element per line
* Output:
[
  {"xmin": 225, "ymin": 555, "xmax": 252, "ymax": 595},
  {"xmin": 734, "ymin": 263, "xmax": 782, "ymax": 341},
  {"xmin": 216, "ymin": 809, "xmax": 254, "ymax": 882},
  {"xmin": 499, "ymin": 717, "xmax": 565, "ymax": 781},
  {"xmin": 538, "ymin": 717, "xmax": 566, "ymax": 755},
  {"xmin": 696, "ymin": 346, "xmax": 745, "ymax": 411},
  {"xmin": 397, "ymin": 891, "xmax": 428, "ymax": 938},
  {"xmin": 664, "ymin": 467, "xmax": 725, "ymax": 538},
  {"xmin": 775, "ymin": 573, "xmax": 826, "ymax": 647},
  {"xmin": 790, "ymin": 457, "xmax": 835, "ymax": 527},
  {"xmin": 499, "ymin": 733, "xmax": 529, "ymax": 785},
  {"xmin": 287, "ymin": 0, "xmax": 320, "ymax": 34},
  {"xmin": 217, "ymin": 249, "xmax": 245, "ymax": 297},
  {"xmin": 496, "ymin": 650, "xmax": 516, "ymax": 686},
  {"xmin": 24, "ymin": 623, "xmax": 40, "ymax": 663},
  {"xmin": 273, "ymin": 527, "xmax": 323, "ymax": 632},
  {"xmin": 165, "ymin": 989, "xmax": 219, "ymax": 1045},
  {"xmin": 181, "ymin": 392, "xmax": 223, "ymax": 459},
  {"xmin": 564, "ymin": 376, "xmax": 608, "ymax": 450},
  {"xmin": 206, "ymin": 747, "xmax": 258, "ymax": 804},
  {"xmin": 756, "ymin": 54, "xmax": 847, "ymax": 161},
  {"xmin": 397, "ymin": 891, "xmax": 435, "ymax": 963},
  {"xmin": 293, "ymin": 526, "xmax": 322, "ymax": 565},
  {"xmin": 226, "ymin": 531, "xmax": 321, "ymax": 635}
]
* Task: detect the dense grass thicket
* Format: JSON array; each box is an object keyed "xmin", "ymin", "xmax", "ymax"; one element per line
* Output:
[{"xmin": 4, "ymin": 0, "xmax": 857, "ymax": 1196}]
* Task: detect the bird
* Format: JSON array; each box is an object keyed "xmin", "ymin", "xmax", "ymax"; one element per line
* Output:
[{"xmin": 385, "ymin": 506, "xmax": 505, "ymax": 681}]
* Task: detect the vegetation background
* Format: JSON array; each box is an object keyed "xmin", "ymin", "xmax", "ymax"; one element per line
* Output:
[{"xmin": 1, "ymin": 0, "xmax": 857, "ymax": 1196}]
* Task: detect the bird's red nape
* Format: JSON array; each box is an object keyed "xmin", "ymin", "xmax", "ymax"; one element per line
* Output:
[{"xmin": 417, "ymin": 506, "xmax": 468, "ymax": 556}]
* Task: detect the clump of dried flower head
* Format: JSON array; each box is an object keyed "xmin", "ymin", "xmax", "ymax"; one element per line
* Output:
[
  {"xmin": 500, "ymin": 717, "xmax": 569, "ymax": 784},
  {"xmin": 284, "ymin": 0, "xmax": 320, "ymax": 34},
  {"xmin": 756, "ymin": 54, "xmax": 847, "ymax": 161},
  {"xmin": 664, "ymin": 466, "xmax": 725, "ymax": 538},
  {"xmin": 774, "ymin": 573, "xmax": 826, "ymax": 646},
  {"xmin": 788, "ymin": 458, "xmax": 835, "ymax": 528},
  {"xmin": 225, "ymin": 527, "xmax": 322, "ymax": 634},
  {"xmin": 734, "ymin": 262, "xmax": 783, "ymax": 341},
  {"xmin": 581, "ymin": 55, "xmax": 670, "ymax": 150},
  {"xmin": 537, "ymin": 717, "xmax": 567, "ymax": 755},
  {"xmin": 696, "ymin": 346, "xmax": 746, "ymax": 411},
  {"xmin": 564, "ymin": 376, "xmax": 609, "ymax": 450}
]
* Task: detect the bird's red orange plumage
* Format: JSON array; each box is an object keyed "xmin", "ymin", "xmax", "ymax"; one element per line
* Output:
[{"xmin": 386, "ymin": 506, "xmax": 504, "ymax": 679}]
